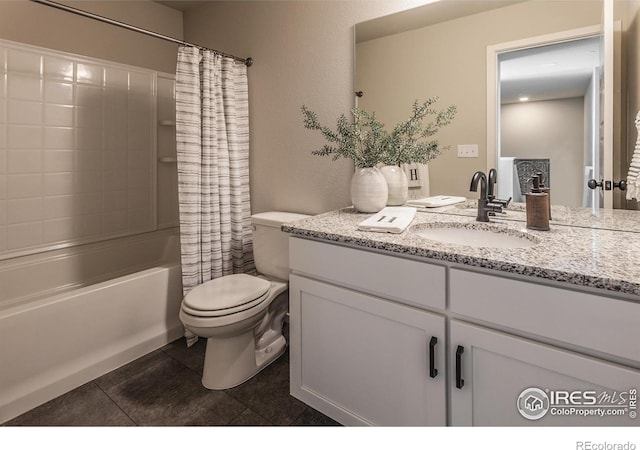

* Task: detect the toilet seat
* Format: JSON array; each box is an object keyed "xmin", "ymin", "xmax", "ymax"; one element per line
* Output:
[{"xmin": 182, "ymin": 274, "xmax": 271, "ymax": 317}]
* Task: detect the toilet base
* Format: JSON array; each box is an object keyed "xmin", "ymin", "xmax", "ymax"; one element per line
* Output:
[
  {"xmin": 201, "ymin": 334, "xmax": 287, "ymax": 390},
  {"xmin": 184, "ymin": 279, "xmax": 289, "ymax": 390},
  {"xmin": 255, "ymin": 334, "xmax": 286, "ymax": 371}
]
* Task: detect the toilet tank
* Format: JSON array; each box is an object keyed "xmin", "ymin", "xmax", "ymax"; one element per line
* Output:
[{"xmin": 251, "ymin": 211, "xmax": 310, "ymax": 280}]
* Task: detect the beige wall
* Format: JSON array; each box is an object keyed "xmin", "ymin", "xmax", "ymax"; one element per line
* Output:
[
  {"xmin": 182, "ymin": 0, "xmax": 427, "ymax": 215},
  {"xmin": 0, "ymin": 0, "xmax": 182, "ymax": 73},
  {"xmin": 357, "ymin": 1, "xmax": 602, "ymax": 199},
  {"xmin": 501, "ymin": 98, "xmax": 585, "ymax": 207}
]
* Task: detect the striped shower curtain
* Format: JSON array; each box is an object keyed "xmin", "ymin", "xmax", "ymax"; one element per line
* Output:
[{"xmin": 176, "ymin": 47, "xmax": 254, "ymax": 345}]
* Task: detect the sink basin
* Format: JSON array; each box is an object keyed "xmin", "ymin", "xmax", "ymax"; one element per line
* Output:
[{"xmin": 412, "ymin": 223, "xmax": 538, "ymax": 249}]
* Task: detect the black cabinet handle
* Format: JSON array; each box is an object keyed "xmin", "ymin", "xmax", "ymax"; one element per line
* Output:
[
  {"xmin": 429, "ymin": 336, "xmax": 438, "ymax": 378},
  {"xmin": 455, "ymin": 345, "xmax": 465, "ymax": 389}
]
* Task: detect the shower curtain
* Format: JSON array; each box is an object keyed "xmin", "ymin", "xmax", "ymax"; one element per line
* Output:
[{"xmin": 176, "ymin": 47, "xmax": 254, "ymax": 345}]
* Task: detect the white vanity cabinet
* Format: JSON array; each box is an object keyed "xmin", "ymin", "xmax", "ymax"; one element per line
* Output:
[
  {"xmin": 448, "ymin": 268, "xmax": 640, "ymax": 426},
  {"xmin": 288, "ymin": 236, "xmax": 640, "ymax": 426},
  {"xmin": 449, "ymin": 320, "xmax": 640, "ymax": 426},
  {"xmin": 288, "ymin": 238, "xmax": 447, "ymax": 426}
]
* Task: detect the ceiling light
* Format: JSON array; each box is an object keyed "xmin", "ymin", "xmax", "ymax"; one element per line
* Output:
[{"xmin": 519, "ymin": 96, "xmax": 529, "ymax": 102}]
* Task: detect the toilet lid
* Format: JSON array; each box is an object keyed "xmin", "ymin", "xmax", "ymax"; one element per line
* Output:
[{"xmin": 183, "ymin": 274, "xmax": 271, "ymax": 314}]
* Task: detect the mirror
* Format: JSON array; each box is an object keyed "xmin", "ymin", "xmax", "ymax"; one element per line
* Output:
[{"xmin": 355, "ymin": 0, "xmax": 639, "ymax": 218}]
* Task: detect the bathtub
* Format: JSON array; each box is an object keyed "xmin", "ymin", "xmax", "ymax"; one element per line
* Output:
[{"xmin": 0, "ymin": 229, "xmax": 184, "ymax": 423}]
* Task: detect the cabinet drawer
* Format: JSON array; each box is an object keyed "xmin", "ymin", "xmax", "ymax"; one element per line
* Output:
[
  {"xmin": 290, "ymin": 237, "xmax": 445, "ymax": 310},
  {"xmin": 449, "ymin": 268, "xmax": 640, "ymax": 362}
]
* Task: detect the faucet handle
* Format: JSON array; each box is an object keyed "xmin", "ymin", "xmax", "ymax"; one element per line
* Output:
[
  {"xmin": 492, "ymin": 196, "xmax": 512, "ymax": 208},
  {"xmin": 486, "ymin": 202, "xmax": 504, "ymax": 213},
  {"xmin": 484, "ymin": 201, "xmax": 503, "ymax": 218}
]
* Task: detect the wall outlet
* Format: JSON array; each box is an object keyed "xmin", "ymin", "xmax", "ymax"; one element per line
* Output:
[{"xmin": 457, "ymin": 144, "xmax": 479, "ymax": 158}]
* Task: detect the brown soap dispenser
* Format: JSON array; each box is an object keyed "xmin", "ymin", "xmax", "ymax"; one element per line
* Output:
[
  {"xmin": 526, "ymin": 175, "xmax": 550, "ymax": 231},
  {"xmin": 536, "ymin": 171, "xmax": 552, "ymax": 220}
]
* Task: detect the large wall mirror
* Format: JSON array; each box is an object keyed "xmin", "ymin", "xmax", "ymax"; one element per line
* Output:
[{"xmin": 355, "ymin": 0, "xmax": 640, "ymax": 214}]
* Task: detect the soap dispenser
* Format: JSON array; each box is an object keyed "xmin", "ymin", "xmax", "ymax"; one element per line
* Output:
[
  {"xmin": 535, "ymin": 171, "xmax": 552, "ymax": 220},
  {"xmin": 525, "ymin": 175, "xmax": 550, "ymax": 231}
]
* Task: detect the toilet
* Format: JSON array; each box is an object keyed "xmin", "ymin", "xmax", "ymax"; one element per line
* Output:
[{"xmin": 179, "ymin": 211, "xmax": 309, "ymax": 390}]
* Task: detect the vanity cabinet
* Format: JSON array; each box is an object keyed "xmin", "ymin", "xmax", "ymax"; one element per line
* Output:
[
  {"xmin": 288, "ymin": 236, "xmax": 640, "ymax": 426},
  {"xmin": 448, "ymin": 268, "xmax": 640, "ymax": 426},
  {"xmin": 289, "ymin": 239, "xmax": 446, "ymax": 426},
  {"xmin": 449, "ymin": 320, "xmax": 640, "ymax": 426},
  {"xmin": 289, "ymin": 275, "xmax": 446, "ymax": 426}
]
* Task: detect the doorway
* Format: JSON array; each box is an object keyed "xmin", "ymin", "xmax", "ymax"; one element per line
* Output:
[{"xmin": 486, "ymin": 25, "xmax": 605, "ymax": 209}]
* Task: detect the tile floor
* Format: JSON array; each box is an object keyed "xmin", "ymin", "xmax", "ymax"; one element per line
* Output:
[{"xmin": 3, "ymin": 328, "xmax": 339, "ymax": 427}]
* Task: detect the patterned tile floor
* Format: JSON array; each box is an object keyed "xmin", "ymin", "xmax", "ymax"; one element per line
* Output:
[{"xmin": 3, "ymin": 328, "xmax": 339, "ymax": 427}]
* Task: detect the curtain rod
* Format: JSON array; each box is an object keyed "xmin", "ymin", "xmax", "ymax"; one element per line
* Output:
[{"xmin": 29, "ymin": 0, "xmax": 253, "ymax": 67}]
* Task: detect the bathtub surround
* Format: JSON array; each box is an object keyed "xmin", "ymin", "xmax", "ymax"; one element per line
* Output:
[
  {"xmin": 0, "ymin": 0, "xmax": 183, "ymax": 256},
  {"xmin": 0, "ymin": 39, "xmax": 157, "ymax": 257}
]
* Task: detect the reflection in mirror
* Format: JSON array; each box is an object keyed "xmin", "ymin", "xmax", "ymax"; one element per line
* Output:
[
  {"xmin": 355, "ymin": 0, "xmax": 640, "ymax": 219},
  {"xmin": 497, "ymin": 34, "xmax": 602, "ymax": 209}
]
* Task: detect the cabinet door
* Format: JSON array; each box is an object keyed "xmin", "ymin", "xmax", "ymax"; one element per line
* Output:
[
  {"xmin": 450, "ymin": 320, "xmax": 640, "ymax": 426},
  {"xmin": 289, "ymin": 274, "xmax": 446, "ymax": 426}
]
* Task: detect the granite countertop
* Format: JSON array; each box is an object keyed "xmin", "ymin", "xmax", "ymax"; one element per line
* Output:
[{"xmin": 283, "ymin": 207, "xmax": 640, "ymax": 298}]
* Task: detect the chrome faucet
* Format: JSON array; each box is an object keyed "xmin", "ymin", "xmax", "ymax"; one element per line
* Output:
[
  {"xmin": 487, "ymin": 168, "xmax": 512, "ymax": 208},
  {"xmin": 469, "ymin": 171, "xmax": 503, "ymax": 222}
]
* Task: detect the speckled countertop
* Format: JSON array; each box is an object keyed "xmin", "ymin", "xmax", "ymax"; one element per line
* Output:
[{"xmin": 283, "ymin": 207, "xmax": 640, "ymax": 298}]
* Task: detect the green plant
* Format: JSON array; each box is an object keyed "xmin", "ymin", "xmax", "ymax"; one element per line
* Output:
[
  {"xmin": 381, "ymin": 98, "xmax": 457, "ymax": 166},
  {"xmin": 301, "ymin": 97, "xmax": 456, "ymax": 168},
  {"xmin": 301, "ymin": 105, "xmax": 386, "ymax": 168}
]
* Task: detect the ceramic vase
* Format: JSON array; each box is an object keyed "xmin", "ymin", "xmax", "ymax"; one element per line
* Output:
[
  {"xmin": 380, "ymin": 165, "xmax": 409, "ymax": 206},
  {"xmin": 350, "ymin": 167, "xmax": 388, "ymax": 213}
]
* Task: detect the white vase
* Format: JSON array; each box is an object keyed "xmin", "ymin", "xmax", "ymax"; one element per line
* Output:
[
  {"xmin": 350, "ymin": 167, "xmax": 388, "ymax": 213},
  {"xmin": 380, "ymin": 165, "xmax": 409, "ymax": 206}
]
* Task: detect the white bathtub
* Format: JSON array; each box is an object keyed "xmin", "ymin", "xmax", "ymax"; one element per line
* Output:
[{"xmin": 0, "ymin": 229, "xmax": 184, "ymax": 423}]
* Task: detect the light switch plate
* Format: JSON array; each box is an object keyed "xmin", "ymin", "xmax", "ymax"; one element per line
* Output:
[{"xmin": 457, "ymin": 144, "xmax": 479, "ymax": 158}]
